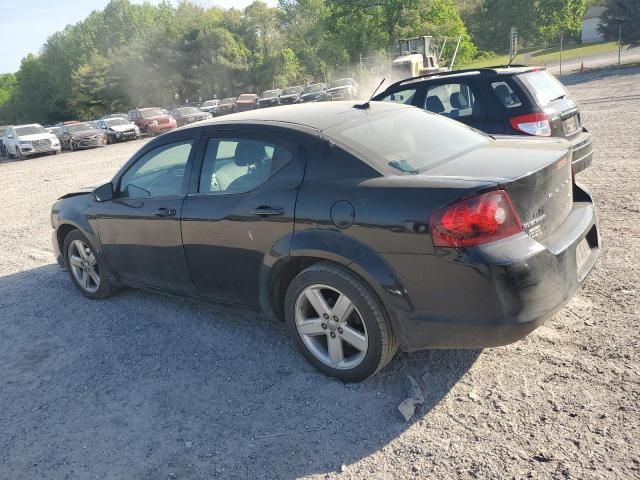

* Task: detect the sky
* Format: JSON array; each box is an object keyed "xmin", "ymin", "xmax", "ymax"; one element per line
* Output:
[{"xmin": 0, "ymin": 0, "xmax": 276, "ymax": 74}]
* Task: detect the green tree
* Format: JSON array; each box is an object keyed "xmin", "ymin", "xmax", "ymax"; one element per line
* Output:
[
  {"xmin": 399, "ymin": 0, "xmax": 477, "ymax": 65},
  {"xmin": 600, "ymin": 0, "xmax": 640, "ymax": 46},
  {"xmin": 476, "ymin": 0, "xmax": 586, "ymax": 51}
]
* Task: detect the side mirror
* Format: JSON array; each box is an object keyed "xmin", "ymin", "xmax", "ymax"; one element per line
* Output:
[{"xmin": 93, "ymin": 182, "xmax": 113, "ymax": 202}]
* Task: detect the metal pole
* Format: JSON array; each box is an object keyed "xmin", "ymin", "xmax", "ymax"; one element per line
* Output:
[
  {"xmin": 450, "ymin": 35, "xmax": 462, "ymax": 70},
  {"xmin": 559, "ymin": 34, "xmax": 563, "ymax": 75},
  {"xmin": 618, "ymin": 21, "xmax": 622, "ymax": 67},
  {"xmin": 509, "ymin": 28, "xmax": 513, "ymax": 63}
]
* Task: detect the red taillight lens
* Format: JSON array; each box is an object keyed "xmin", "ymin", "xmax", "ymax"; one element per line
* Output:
[
  {"xmin": 430, "ymin": 190, "xmax": 523, "ymax": 247},
  {"xmin": 509, "ymin": 112, "xmax": 551, "ymax": 136}
]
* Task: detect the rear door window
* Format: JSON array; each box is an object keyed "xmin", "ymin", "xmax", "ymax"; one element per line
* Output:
[
  {"xmin": 379, "ymin": 88, "xmax": 418, "ymax": 105},
  {"xmin": 491, "ymin": 81, "xmax": 522, "ymax": 108},
  {"xmin": 198, "ymin": 138, "xmax": 293, "ymax": 194},
  {"xmin": 423, "ymin": 83, "xmax": 482, "ymax": 119}
]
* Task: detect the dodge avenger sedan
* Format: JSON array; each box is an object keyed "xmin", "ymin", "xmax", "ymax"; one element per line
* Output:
[{"xmin": 51, "ymin": 101, "xmax": 600, "ymax": 382}]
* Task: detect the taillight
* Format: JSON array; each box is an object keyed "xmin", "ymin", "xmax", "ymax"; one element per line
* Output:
[
  {"xmin": 430, "ymin": 190, "xmax": 523, "ymax": 247},
  {"xmin": 509, "ymin": 112, "xmax": 551, "ymax": 136}
]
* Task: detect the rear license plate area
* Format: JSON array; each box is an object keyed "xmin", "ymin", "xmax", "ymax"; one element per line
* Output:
[
  {"xmin": 563, "ymin": 115, "xmax": 579, "ymax": 135},
  {"xmin": 575, "ymin": 237, "xmax": 591, "ymax": 273}
]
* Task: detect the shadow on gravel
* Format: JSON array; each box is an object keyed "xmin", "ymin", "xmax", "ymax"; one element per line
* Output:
[
  {"xmin": 561, "ymin": 65, "xmax": 640, "ymax": 86},
  {"xmin": 0, "ymin": 264, "xmax": 480, "ymax": 479}
]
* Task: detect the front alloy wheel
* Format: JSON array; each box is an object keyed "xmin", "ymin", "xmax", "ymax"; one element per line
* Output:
[
  {"xmin": 68, "ymin": 239, "xmax": 100, "ymax": 294},
  {"xmin": 285, "ymin": 262, "xmax": 397, "ymax": 382},
  {"xmin": 63, "ymin": 230, "xmax": 116, "ymax": 299}
]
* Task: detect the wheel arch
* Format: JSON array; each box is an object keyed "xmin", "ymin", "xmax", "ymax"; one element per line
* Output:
[{"xmin": 260, "ymin": 229, "xmax": 414, "ymax": 345}]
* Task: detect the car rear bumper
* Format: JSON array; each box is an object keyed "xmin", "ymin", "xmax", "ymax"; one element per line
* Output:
[
  {"xmin": 386, "ymin": 185, "xmax": 600, "ymax": 351},
  {"xmin": 570, "ymin": 128, "xmax": 592, "ymax": 174}
]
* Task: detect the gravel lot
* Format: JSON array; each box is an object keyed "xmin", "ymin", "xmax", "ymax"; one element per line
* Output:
[{"xmin": 1, "ymin": 67, "xmax": 639, "ymax": 479}]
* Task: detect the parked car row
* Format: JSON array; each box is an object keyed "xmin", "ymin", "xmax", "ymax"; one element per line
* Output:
[{"xmin": 195, "ymin": 78, "xmax": 361, "ymax": 116}]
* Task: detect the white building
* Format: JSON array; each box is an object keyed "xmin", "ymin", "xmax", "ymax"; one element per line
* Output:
[{"xmin": 581, "ymin": 6, "xmax": 606, "ymax": 43}]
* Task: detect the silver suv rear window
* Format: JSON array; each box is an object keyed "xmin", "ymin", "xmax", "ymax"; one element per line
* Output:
[{"xmin": 518, "ymin": 70, "xmax": 568, "ymax": 106}]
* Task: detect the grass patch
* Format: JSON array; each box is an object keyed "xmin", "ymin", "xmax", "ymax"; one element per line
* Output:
[{"xmin": 460, "ymin": 41, "xmax": 619, "ymax": 69}]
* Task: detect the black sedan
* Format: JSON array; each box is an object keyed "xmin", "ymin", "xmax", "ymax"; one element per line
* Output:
[{"xmin": 51, "ymin": 102, "xmax": 600, "ymax": 382}]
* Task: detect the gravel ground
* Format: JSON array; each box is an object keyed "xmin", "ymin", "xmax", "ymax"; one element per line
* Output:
[{"xmin": 1, "ymin": 68, "xmax": 639, "ymax": 480}]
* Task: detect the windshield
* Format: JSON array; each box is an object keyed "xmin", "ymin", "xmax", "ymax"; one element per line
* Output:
[
  {"xmin": 67, "ymin": 122, "xmax": 95, "ymax": 133},
  {"xmin": 238, "ymin": 94, "xmax": 256, "ymax": 101},
  {"xmin": 326, "ymin": 108, "xmax": 489, "ymax": 173},
  {"xmin": 260, "ymin": 90, "xmax": 278, "ymax": 98},
  {"xmin": 140, "ymin": 108, "xmax": 165, "ymax": 118},
  {"xmin": 519, "ymin": 70, "xmax": 568, "ymax": 106},
  {"xmin": 303, "ymin": 84, "xmax": 323, "ymax": 94},
  {"xmin": 330, "ymin": 79, "xmax": 352, "ymax": 88},
  {"xmin": 282, "ymin": 87, "xmax": 301, "ymax": 95},
  {"xmin": 202, "ymin": 100, "xmax": 218, "ymax": 107},
  {"xmin": 221, "ymin": 98, "xmax": 234, "ymax": 105},
  {"xmin": 105, "ymin": 118, "xmax": 129, "ymax": 126},
  {"xmin": 15, "ymin": 125, "xmax": 47, "ymax": 136},
  {"xmin": 48, "ymin": 127, "xmax": 62, "ymax": 135}
]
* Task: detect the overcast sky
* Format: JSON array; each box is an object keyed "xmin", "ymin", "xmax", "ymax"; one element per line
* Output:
[{"xmin": 0, "ymin": 0, "xmax": 276, "ymax": 74}]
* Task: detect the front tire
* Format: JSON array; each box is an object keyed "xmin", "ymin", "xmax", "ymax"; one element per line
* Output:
[
  {"xmin": 285, "ymin": 262, "xmax": 397, "ymax": 382},
  {"xmin": 63, "ymin": 230, "xmax": 116, "ymax": 299}
]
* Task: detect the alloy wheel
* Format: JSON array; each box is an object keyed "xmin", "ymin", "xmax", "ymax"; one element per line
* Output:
[
  {"xmin": 294, "ymin": 284, "xmax": 368, "ymax": 370},
  {"xmin": 68, "ymin": 239, "xmax": 100, "ymax": 293}
]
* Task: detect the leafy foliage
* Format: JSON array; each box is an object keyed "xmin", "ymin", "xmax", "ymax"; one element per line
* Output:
[
  {"xmin": 600, "ymin": 0, "xmax": 640, "ymax": 47},
  {"xmin": 0, "ymin": 0, "xmax": 592, "ymax": 123}
]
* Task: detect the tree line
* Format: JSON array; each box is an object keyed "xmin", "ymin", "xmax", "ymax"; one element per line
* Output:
[{"xmin": 2, "ymin": 0, "xmax": 630, "ymax": 125}]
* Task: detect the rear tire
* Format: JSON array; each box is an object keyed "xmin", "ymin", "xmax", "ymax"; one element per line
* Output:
[
  {"xmin": 285, "ymin": 262, "xmax": 397, "ymax": 382},
  {"xmin": 63, "ymin": 230, "xmax": 116, "ymax": 299}
]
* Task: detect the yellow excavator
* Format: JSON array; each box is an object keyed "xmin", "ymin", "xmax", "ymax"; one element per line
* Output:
[{"xmin": 391, "ymin": 36, "xmax": 459, "ymax": 80}]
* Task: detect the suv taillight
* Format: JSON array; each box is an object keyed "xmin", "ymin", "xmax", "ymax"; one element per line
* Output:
[
  {"xmin": 509, "ymin": 112, "xmax": 551, "ymax": 136},
  {"xmin": 430, "ymin": 190, "xmax": 523, "ymax": 247}
]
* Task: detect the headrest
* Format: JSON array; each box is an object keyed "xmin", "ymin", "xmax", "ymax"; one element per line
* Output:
[
  {"xmin": 235, "ymin": 140, "xmax": 266, "ymax": 166},
  {"xmin": 450, "ymin": 92, "xmax": 468, "ymax": 109},
  {"xmin": 494, "ymin": 84, "xmax": 512, "ymax": 105},
  {"xmin": 425, "ymin": 95, "xmax": 445, "ymax": 114}
]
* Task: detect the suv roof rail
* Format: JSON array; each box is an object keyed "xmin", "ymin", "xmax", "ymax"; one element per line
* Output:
[{"xmin": 382, "ymin": 65, "xmax": 544, "ymax": 92}]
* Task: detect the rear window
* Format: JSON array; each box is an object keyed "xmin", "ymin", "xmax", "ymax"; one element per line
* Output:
[
  {"xmin": 326, "ymin": 108, "xmax": 489, "ymax": 174},
  {"xmin": 518, "ymin": 70, "xmax": 568, "ymax": 106}
]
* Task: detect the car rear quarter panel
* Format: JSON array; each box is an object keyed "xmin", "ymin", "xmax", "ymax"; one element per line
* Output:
[{"xmin": 291, "ymin": 144, "xmax": 497, "ymax": 344}]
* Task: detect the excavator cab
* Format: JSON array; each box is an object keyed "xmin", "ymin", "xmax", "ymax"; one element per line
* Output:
[{"xmin": 392, "ymin": 36, "xmax": 443, "ymax": 80}]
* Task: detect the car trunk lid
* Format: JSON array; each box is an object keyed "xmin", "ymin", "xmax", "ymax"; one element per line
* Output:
[{"xmin": 424, "ymin": 136, "xmax": 573, "ymax": 240}]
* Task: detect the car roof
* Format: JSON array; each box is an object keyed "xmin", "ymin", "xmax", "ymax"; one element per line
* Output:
[
  {"xmin": 384, "ymin": 65, "xmax": 544, "ymax": 90},
  {"xmin": 14, "ymin": 123, "xmax": 43, "ymax": 128},
  {"xmin": 195, "ymin": 100, "xmax": 412, "ymax": 131}
]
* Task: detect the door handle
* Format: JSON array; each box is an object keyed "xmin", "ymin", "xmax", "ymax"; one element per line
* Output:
[
  {"xmin": 153, "ymin": 207, "xmax": 176, "ymax": 217},
  {"xmin": 250, "ymin": 206, "xmax": 285, "ymax": 217}
]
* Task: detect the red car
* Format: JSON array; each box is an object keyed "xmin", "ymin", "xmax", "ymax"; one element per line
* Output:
[
  {"xmin": 127, "ymin": 108, "xmax": 177, "ymax": 136},
  {"xmin": 235, "ymin": 94, "xmax": 259, "ymax": 112}
]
